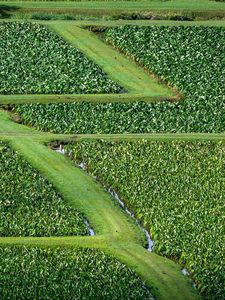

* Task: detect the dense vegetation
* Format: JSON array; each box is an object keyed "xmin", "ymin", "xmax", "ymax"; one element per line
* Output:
[
  {"xmin": 0, "ymin": 246, "xmax": 152, "ymax": 299},
  {"xmin": 0, "ymin": 141, "xmax": 87, "ymax": 236},
  {"xmin": 12, "ymin": 101, "xmax": 188, "ymax": 134},
  {"xmin": 13, "ymin": 25, "xmax": 225, "ymax": 133},
  {"xmin": 65, "ymin": 140, "xmax": 225, "ymax": 299},
  {"xmin": 105, "ymin": 25, "xmax": 225, "ymax": 133},
  {"xmin": 0, "ymin": 22, "xmax": 122, "ymax": 94}
]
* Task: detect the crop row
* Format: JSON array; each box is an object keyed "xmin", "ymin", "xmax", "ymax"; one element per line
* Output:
[
  {"xmin": 0, "ymin": 141, "xmax": 87, "ymax": 236},
  {"xmin": 13, "ymin": 101, "xmax": 187, "ymax": 134},
  {"xmin": 0, "ymin": 246, "xmax": 152, "ymax": 299},
  {"xmin": 64, "ymin": 140, "xmax": 225, "ymax": 299},
  {"xmin": 0, "ymin": 22, "xmax": 122, "ymax": 95},
  {"xmin": 105, "ymin": 25, "xmax": 225, "ymax": 133}
]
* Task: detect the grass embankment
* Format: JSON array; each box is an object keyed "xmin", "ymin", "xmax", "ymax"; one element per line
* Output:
[
  {"xmin": 0, "ymin": 107, "xmax": 201, "ymax": 300},
  {"xmin": 0, "ymin": 0, "xmax": 225, "ymax": 19}
]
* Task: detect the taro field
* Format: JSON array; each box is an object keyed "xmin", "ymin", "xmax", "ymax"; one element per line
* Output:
[{"xmin": 0, "ymin": 10, "xmax": 224, "ymax": 300}]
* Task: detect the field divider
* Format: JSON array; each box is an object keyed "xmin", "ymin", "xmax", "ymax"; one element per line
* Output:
[
  {"xmin": 47, "ymin": 23, "xmax": 175, "ymax": 97},
  {"xmin": 0, "ymin": 136, "xmax": 200, "ymax": 299},
  {"xmin": 9, "ymin": 138, "xmax": 144, "ymax": 242},
  {"xmin": 0, "ymin": 93, "xmax": 171, "ymax": 105},
  {"xmin": 0, "ymin": 235, "xmax": 108, "ymax": 249}
]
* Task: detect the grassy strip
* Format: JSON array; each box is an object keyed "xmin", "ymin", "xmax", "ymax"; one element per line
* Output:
[
  {"xmin": 47, "ymin": 23, "xmax": 174, "ymax": 96},
  {"xmin": 0, "ymin": 93, "xmax": 172, "ymax": 105},
  {"xmin": 1, "ymin": 0, "xmax": 225, "ymax": 15},
  {"xmin": 74, "ymin": 133, "xmax": 225, "ymax": 141},
  {"xmin": 0, "ymin": 136, "xmax": 199, "ymax": 300},
  {"xmin": 1, "ymin": 19, "xmax": 225, "ymax": 27}
]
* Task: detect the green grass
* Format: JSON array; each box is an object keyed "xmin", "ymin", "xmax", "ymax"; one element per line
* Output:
[
  {"xmin": 0, "ymin": 135, "xmax": 200, "ymax": 300},
  {"xmin": 1, "ymin": 0, "xmax": 225, "ymax": 16}
]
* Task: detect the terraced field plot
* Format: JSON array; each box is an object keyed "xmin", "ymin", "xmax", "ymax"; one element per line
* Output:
[
  {"xmin": 0, "ymin": 246, "xmax": 153, "ymax": 299},
  {"xmin": 0, "ymin": 141, "xmax": 87, "ymax": 237},
  {"xmin": 65, "ymin": 139, "xmax": 225, "ymax": 299},
  {"xmin": 0, "ymin": 22, "xmax": 122, "ymax": 94},
  {"xmin": 0, "ymin": 13, "xmax": 224, "ymax": 300}
]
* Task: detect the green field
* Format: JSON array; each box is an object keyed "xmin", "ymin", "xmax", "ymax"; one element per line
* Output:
[
  {"xmin": 1, "ymin": 0, "xmax": 225, "ymax": 18},
  {"xmin": 65, "ymin": 139, "xmax": 225, "ymax": 299},
  {"xmin": 0, "ymin": 4, "xmax": 224, "ymax": 299},
  {"xmin": 0, "ymin": 246, "xmax": 153, "ymax": 299},
  {"xmin": 0, "ymin": 140, "xmax": 88, "ymax": 237},
  {"xmin": 11, "ymin": 24, "xmax": 225, "ymax": 133}
]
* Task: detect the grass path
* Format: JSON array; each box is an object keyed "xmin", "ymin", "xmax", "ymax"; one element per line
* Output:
[
  {"xmin": 0, "ymin": 132, "xmax": 200, "ymax": 300},
  {"xmin": 43, "ymin": 19, "xmax": 225, "ymax": 27},
  {"xmin": 0, "ymin": 108, "xmax": 203, "ymax": 299},
  {"xmin": 1, "ymin": 19, "xmax": 225, "ymax": 27}
]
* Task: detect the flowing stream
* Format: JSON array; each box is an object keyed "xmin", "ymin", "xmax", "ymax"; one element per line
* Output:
[{"xmin": 54, "ymin": 145, "xmax": 191, "ymax": 277}]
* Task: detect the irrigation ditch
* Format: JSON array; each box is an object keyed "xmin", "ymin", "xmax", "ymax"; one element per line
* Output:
[{"xmin": 53, "ymin": 143, "xmax": 190, "ymax": 279}]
